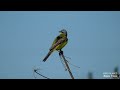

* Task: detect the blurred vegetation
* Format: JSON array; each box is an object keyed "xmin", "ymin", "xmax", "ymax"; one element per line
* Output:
[
  {"xmin": 113, "ymin": 66, "xmax": 119, "ymax": 79},
  {"xmin": 88, "ymin": 72, "xmax": 93, "ymax": 79}
]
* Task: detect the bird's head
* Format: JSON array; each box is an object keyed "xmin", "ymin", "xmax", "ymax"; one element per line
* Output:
[{"xmin": 59, "ymin": 29, "xmax": 67, "ymax": 36}]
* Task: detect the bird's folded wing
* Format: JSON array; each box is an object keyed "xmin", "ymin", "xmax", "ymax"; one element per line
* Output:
[{"xmin": 49, "ymin": 37, "xmax": 67, "ymax": 51}]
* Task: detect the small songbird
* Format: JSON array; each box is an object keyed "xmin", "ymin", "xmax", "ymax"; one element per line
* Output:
[{"xmin": 43, "ymin": 29, "xmax": 68, "ymax": 62}]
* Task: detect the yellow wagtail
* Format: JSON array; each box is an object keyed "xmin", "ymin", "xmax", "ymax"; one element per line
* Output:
[{"xmin": 43, "ymin": 29, "xmax": 68, "ymax": 62}]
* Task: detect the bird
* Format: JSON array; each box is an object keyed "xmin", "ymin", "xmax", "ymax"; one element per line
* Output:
[{"xmin": 43, "ymin": 29, "xmax": 68, "ymax": 62}]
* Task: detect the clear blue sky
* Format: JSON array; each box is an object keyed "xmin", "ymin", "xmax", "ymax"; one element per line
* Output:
[{"xmin": 0, "ymin": 11, "xmax": 120, "ymax": 79}]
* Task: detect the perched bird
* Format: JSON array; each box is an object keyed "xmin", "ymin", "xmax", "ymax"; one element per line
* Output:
[{"xmin": 43, "ymin": 29, "xmax": 68, "ymax": 62}]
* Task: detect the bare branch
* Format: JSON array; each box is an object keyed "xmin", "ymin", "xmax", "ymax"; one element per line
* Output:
[
  {"xmin": 59, "ymin": 50, "xmax": 74, "ymax": 79},
  {"xmin": 33, "ymin": 68, "xmax": 50, "ymax": 79}
]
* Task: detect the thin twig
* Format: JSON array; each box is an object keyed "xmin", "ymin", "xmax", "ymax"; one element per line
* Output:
[
  {"xmin": 62, "ymin": 56, "xmax": 80, "ymax": 68},
  {"xmin": 59, "ymin": 50, "xmax": 74, "ymax": 79},
  {"xmin": 34, "ymin": 69, "xmax": 50, "ymax": 79},
  {"xmin": 66, "ymin": 60, "xmax": 80, "ymax": 69}
]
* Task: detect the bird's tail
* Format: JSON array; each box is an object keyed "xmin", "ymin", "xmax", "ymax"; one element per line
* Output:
[{"xmin": 43, "ymin": 50, "xmax": 53, "ymax": 62}]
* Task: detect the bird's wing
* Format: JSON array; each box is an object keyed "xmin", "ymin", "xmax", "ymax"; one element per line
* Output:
[
  {"xmin": 49, "ymin": 36, "xmax": 67, "ymax": 51},
  {"xmin": 49, "ymin": 35, "xmax": 62, "ymax": 51}
]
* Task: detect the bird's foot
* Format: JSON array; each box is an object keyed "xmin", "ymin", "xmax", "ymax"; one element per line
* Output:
[{"xmin": 59, "ymin": 50, "xmax": 63, "ymax": 56}]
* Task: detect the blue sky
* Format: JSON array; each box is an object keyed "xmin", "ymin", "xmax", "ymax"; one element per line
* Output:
[{"xmin": 0, "ymin": 11, "xmax": 120, "ymax": 79}]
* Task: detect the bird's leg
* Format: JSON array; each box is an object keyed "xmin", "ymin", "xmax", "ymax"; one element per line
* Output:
[
  {"xmin": 59, "ymin": 51, "xmax": 61, "ymax": 56},
  {"xmin": 59, "ymin": 49, "xmax": 63, "ymax": 60},
  {"xmin": 59, "ymin": 50, "xmax": 63, "ymax": 56}
]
